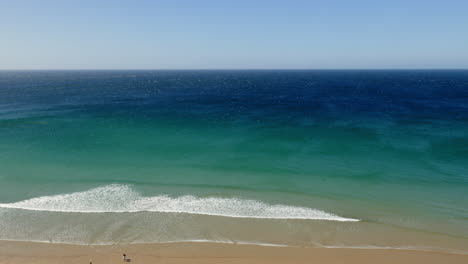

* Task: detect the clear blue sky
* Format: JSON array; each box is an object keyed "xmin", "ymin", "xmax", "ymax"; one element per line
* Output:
[{"xmin": 1, "ymin": 0, "xmax": 467, "ymax": 69}]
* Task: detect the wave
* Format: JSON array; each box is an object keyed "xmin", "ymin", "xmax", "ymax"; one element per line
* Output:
[
  {"xmin": 0, "ymin": 184, "xmax": 358, "ymax": 221},
  {"xmin": 2, "ymin": 239, "xmax": 466, "ymax": 255},
  {"xmin": 0, "ymin": 238, "xmax": 289, "ymax": 247}
]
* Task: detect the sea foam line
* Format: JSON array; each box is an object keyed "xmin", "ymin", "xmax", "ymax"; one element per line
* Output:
[
  {"xmin": 0, "ymin": 238, "xmax": 288, "ymax": 247},
  {"xmin": 1, "ymin": 239, "xmax": 466, "ymax": 255},
  {"xmin": 0, "ymin": 184, "xmax": 358, "ymax": 221}
]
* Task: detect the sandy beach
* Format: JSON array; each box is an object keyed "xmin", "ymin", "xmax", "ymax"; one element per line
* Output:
[{"xmin": 1, "ymin": 240, "xmax": 467, "ymax": 264}]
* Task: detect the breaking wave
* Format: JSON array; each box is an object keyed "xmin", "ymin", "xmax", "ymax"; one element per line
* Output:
[{"xmin": 0, "ymin": 184, "xmax": 358, "ymax": 221}]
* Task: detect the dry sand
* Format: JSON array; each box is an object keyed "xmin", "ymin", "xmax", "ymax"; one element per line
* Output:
[{"xmin": 1, "ymin": 240, "xmax": 467, "ymax": 264}]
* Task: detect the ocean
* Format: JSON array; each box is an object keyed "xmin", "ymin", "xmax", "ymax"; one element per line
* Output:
[{"xmin": 0, "ymin": 70, "xmax": 467, "ymax": 252}]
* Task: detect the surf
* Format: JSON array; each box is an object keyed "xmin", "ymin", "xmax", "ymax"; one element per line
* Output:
[{"xmin": 0, "ymin": 184, "xmax": 358, "ymax": 221}]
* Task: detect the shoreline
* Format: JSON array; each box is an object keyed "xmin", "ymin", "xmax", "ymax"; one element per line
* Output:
[
  {"xmin": 1, "ymin": 240, "xmax": 468, "ymax": 264},
  {"xmin": 1, "ymin": 238, "xmax": 467, "ymax": 255}
]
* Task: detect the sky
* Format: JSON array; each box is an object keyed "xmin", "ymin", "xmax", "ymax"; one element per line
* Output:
[{"xmin": 1, "ymin": 0, "xmax": 467, "ymax": 69}]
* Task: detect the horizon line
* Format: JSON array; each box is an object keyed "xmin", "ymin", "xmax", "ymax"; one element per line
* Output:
[{"xmin": 1, "ymin": 68, "xmax": 467, "ymax": 71}]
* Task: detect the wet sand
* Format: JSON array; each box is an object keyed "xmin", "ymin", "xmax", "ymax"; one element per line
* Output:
[{"xmin": 1, "ymin": 240, "xmax": 467, "ymax": 264}]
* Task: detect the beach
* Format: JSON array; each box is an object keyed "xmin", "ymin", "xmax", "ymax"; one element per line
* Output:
[
  {"xmin": 1, "ymin": 240, "xmax": 468, "ymax": 264},
  {"xmin": 1, "ymin": 70, "xmax": 467, "ymax": 257},
  {"xmin": 2, "ymin": 0, "xmax": 468, "ymax": 262}
]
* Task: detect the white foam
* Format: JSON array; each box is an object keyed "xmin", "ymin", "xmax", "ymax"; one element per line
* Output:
[
  {"xmin": 0, "ymin": 238, "xmax": 288, "ymax": 247},
  {"xmin": 2, "ymin": 239, "xmax": 466, "ymax": 255},
  {"xmin": 0, "ymin": 184, "xmax": 358, "ymax": 221}
]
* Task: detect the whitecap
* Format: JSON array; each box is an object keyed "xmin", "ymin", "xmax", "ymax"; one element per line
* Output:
[{"xmin": 0, "ymin": 184, "xmax": 359, "ymax": 221}]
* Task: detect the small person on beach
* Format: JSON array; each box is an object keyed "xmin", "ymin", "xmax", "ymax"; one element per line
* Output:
[{"xmin": 123, "ymin": 253, "xmax": 126, "ymax": 261}]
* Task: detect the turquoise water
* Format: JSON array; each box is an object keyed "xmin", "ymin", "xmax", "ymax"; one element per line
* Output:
[{"xmin": 0, "ymin": 70, "xmax": 467, "ymax": 251}]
